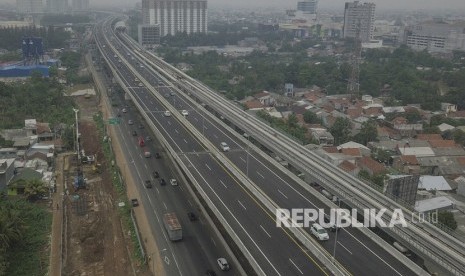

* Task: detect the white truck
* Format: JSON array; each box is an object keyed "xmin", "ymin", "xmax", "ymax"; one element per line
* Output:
[{"xmin": 163, "ymin": 213, "xmax": 182, "ymax": 241}]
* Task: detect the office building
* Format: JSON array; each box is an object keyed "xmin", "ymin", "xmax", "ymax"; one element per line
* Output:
[
  {"xmin": 71, "ymin": 0, "xmax": 89, "ymax": 11},
  {"xmin": 138, "ymin": 24, "xmax": 161, "ymax": 46},
  {"xmin": 46, "ymin": 0, "xmax": 68, "ymax": 13},
  {"xmin": 142, "ymin": 0, "xmax": 208, "ymax": 37},
  {"xmin": 343, "ymin": 1, "xmax": 375, "ymax": 42},
  {"xmin": 17, "ymin": 0, "xmax": 43, "ymax": 14},
  {"xmin": 404, "ymin": 21, "xmax": 465, "ymax": 53},
  {"xmin": 297, "ymin": 0, "xmax": 318, "ymax": 15}
]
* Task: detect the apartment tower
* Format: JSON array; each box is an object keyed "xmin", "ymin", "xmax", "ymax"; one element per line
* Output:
[
  {"xmin": 343, "ymin": 1, "xmax": 375, "ymax": 42},
  {"xmin": 142, "ymin": 0, "xmax": 208, "ymax": 37}
]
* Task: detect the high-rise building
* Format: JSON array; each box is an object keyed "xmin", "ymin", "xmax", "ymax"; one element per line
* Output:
[
  {"xmin": 46, "ymin": 0, "xmax": 68, "ymax": 13},
  {"xmin": 71, "ymin": 0, "xmax": 89, "ymax": 11},
  {"xmin": 404, "ymin": 22, "xmax": 465, "ymax": 53},
  {"xmin": 297, "ymin": 0, "xmax": 318, "ymax": 15},
  {"xmin": 343, "ymin": 1, "xmax": 375, "ymax": 42},
  {"xmin": 17, "ymin": 0, "xmax": 43, "ymax": 14},
  {"xmin": 138, "ymin": 24, "xmax": 161, "ymax": 46},
  {"xmin": 142, "ymin": 0, "xmax": 208, "ymax": 37}
]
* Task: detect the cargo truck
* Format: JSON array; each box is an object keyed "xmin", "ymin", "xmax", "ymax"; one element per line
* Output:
[{"xmin": 163, "ymin": 213, "xmax": 182, "ymax": 241}]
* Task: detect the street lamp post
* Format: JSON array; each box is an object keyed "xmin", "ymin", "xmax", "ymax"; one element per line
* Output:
[
  {"xmin": 73, "ymin": 108, "xmax": 80, "ymax": 162},
  {"xmin": 332, "ymin": 195, "xmax": 354, "ymax": 261},
  {"xmin": 245, "ymin": 134, "xmax": 250, "ymax": 177}
]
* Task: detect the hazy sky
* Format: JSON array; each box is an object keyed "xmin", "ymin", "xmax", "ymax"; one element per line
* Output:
[{"xmin": 4, "ymin": 0, "xmax": 465, "ymax": 12}]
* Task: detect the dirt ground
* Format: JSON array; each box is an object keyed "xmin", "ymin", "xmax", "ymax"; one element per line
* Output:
[{"xmin": 60, "ymin": 94, "xmax": 134, "ymax": 276}]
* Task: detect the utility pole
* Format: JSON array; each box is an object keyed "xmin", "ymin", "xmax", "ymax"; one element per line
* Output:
[{"xmin": 73, "ymin": 108, "xmax": 80, "ymax": 162}]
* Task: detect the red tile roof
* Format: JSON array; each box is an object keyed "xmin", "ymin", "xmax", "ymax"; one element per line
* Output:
[
  {"xmin": 400, "ymin": 155, "xmax": 419, "ymax": 165},
  {"xmin": 416, "ymin": 134, "xmax": 443, "ymax": 140},
  {"xmin": 346, "ymin": 107, "xmax": 363, "ymax": 118},
  {"xmin": 456, "ymin": 156, "xmax": 465, "ymax": 166},
  {"xmin": 428, "ymin": 139, "xmax": 457, "ymax": 148},
  {"xmin": 338, "ymin": 160, "xmax": 358, "ymax": 172},
  {"xmin": 357, "ymin": 156, "xmax": 386, "ymax": 175},
  {"xmin": 323, "ymin": 146, "xmax": 338, "ymax": 153},
  {"xmin": 253, "ymin": 91, "xmax": 270, "ymax": 99},
  {"xmin": 244, "ymin": 100, "xmax": 264, "ymax": 109},
  {"xmin": 341, "ymin": 148, "xmax": 361, "ymax": 156}
]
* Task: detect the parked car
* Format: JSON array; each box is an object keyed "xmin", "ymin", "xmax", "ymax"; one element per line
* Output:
[
  {"xmin": 155, "ymin": 152, "xmax": 161, "ymax": 159},
  {"xmin": 181, "ymin": 110, "xmax": 189, "ymax": 116},
  {"xmin": 132, "ymin": 130, "xmax": 137, "ymax": 136},
  {"xmin": 152, "ymin": 171, "xmax": 159, "ymax": 178},
  {"xmin": 217, "ymin": 258, "xmax": 230, "ymax": 271},
  {"xmin": 187, "ymin": 212, "xmax": 197, "ymax": 221},
  {"xmin": 138, "ymin": 124, "xmax": 144, "ymax": 129},
  {"xmin": 159, "ymin": 178, "xmax": 166, "ymax": 186},
  {"xmin": 128, "ymin": 119, "xmax": 134, "ymax": 125},
  {"xmin": 144, "ymin": 180, "xmax": 153, "ymax": 188},
  {"xmin": 164, "ymin": 110, "xmax": 171, "ymax": 117}
]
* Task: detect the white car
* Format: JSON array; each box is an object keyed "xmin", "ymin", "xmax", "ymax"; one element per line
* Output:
[
  {"xmin": 311, "ymin": 223, "xmax": 329, "ymax": 241},
  {"xmin": 164, "ymin": 111, "xmax": 171, "ymax": 117},
  {"xmin": 181, "ymin": 110, "xmax": 189, "ymax": 116},
  {"xmin": 122, "ymin": 108, "xmax": 127, "ymax": 113},
  {"xmin": 169, "ymin": 179, "xmax": 178, "ymax": 186},
  {"xmin": 128, "ymin": 120, "xmax": 134, "ymax": 125},
  {"xmin": 217, "ymin": 258, "xmax": 230, "ymax": 271},
  {"xmin": 220, "ymin": 142, "xmax": 230, "ymax": 152}
]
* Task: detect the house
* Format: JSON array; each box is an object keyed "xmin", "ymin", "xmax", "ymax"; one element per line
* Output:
[
  {"xmin": 392, "ymin": 155, "xmax": 420, "ymax": 174},
  {"xmin": 337, "ymin": 141, "xmax": 371, "ymax": 155},
  {"xmin": 0, "ymin": 148, "xmax": 18, "ymax": 159},
  {"xmin": 356, "ymin": 156, "xmax": 386, "ymax": 176},
  {"xmin": 418, "ymin": 175, "xmax": 452, "ymax": 191},
  {"xmin": 253, "ymin": 91, "xmax": 275, "ymax": 106},
  {"xmin": 383, "ymin": 106, "xmax": 405, "ymax": 114},
  {"xmin": 7, "ymin": 168, "xmax": 43, "ymax": 195},
  {"xmin": 441, "ymin": 103, "xmax": 457, "ymax": 113},
  {"xmin": 309, "ymin": 128, "xmax": 334, "ymax": 146},
  {"xmin": 0, "ymin": 158, "xmax": 16, "ymax": 191},
  {"xmin": 338, "ymin": 160, "xmax": 359, "ymax": 176},
  {"xmin": 36, "ymin": 122, "xmax": 53, "ymax": 141},
  {"xmin": 340, "ymin": 148, "xmax": 362, "ymax": 157},
  {"xmin": 414, "ymin": 196, "xmax": 454, "ymax": 213},
  {"xmin": 24, "ymin": 119, "xmax": 37, "ymax": 136},
  {"xmin": 244, "ymin": 99, "xmax": 264, "ymax": 110},
  {"xmin": 437, "ymin": 123, "xmax": 455, "ymax": 133},
  {"xmin": 455, "ymin": 176, "xmax": 465, "ymax": 197},
  {"xmin": 416, "ymin": 134, "xmax": 443, "ymax": 141},
  {"xmin": 448, "ymin": 110, "xmax": 465, "ymax": 119}
]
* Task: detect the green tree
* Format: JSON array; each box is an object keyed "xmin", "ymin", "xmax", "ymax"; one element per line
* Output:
[
  {"xmin": 436, "ymin": 211, "xmax": 457, "ymax": 230},
  {"xmin": 355, "ymin": 120, "xmax": 378, "ymax": 145},
  {"xmin": 358, "ymin": 170, "xmax": 370, "ymax": 180},
  {"xmin": 453, "ymin": 129, "xmax": 465, "ymax": 146},
  {"xmin": 303, "ymin": 111, "xmax": 321, "ymax": 124},
  {"xmin": 23, "ymin": 179, "xmax": 48, "ymax": 201},
  {"xmin": 329, "ymin": 117, "xmax": 352, "ymax": 145}
]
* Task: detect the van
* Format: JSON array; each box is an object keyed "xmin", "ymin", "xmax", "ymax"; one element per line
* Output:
[
  {"xmin": 220, "ymin": 142, "xmax": 230, "ymax": 152},
  {"xmin": 144, "ymin": 151, "xmax": 151, "ymax": 158}
]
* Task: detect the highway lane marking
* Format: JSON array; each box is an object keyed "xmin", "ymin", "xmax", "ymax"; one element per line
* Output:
[
  {"xmin": 183, "ymin": 139, "xmax": 188, "ymax": 144},
  {"xmin": 179, "ymin": 186, "xmax": 184, "ymax": 191},
  {"xmin": 139, "ymin": 154, "xmax": 143, "ymax": 159},
  {"xmin": 238, "ymin": 200, "xmax": 246, "ymax": 210},
  {"xmin": 163, "ymin": 202, "xmax": 168, "ymax": 210},
  {"xmin": 278, "ymin": 190, "xmax": 288, "ymax": 199},
  {"xmin": 204, "ymin": 125, "xmax": 208, "ymax": 130},
  {"xmin": 219, "ymin": 180, "xmax": 227, "ymax": 188},
  {"xmin": 167, "ymin": 121, "xmax": 171, "ymax": 125},
  {"xmin": 188, "ymin": 200, "xmax": 193, "ymax": 207},
  {"xmin": 183, "ymin": 157, "xmax": 272, "ymax": 276},
  {"xmin": 289, "ymin": 258, "xmax": 304, "ymax": 275},
  {"xmin": 260, "ymin": 225, "xmax": 271, "ymax": 238},
  {"xmin": 257, "ymin": 171, "xmax": 265, "ymax": 179},
  {"xmin": 337, "ymin": 241, "xmax": 352, "ymax": 255},
  {"xmin": 213, "ymin": 134, "xmax": 218, "ymax": 139},
  {"xmin": 205, "ymin": 163, "xmax": 212, "ymax": 171},
  {"xmin": 144, "ymin": 163, "xmax": 148, "ymax": 169},
  {"xmin": 211, "ymin": 238, "xmax": 217, "ymax": 247},
  {"xmin": 194, "ymin": 117, "xmax": 198, "ymax": 122},
  {"xmin": 239, "ymin": 156, "xmax": 246, "ymax": 162},
  {"xmin": 156, "ymin": 188, "xmax": 160, "ymax": 194},
  {"xmin": 174, "ymin": 129, "xmax": 179, "ymax": 134}
]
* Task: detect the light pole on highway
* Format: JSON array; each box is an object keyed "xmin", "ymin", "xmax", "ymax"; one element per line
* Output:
[
  {"xmin": 245, "ymin": 133, "xmax": 250, "ymax": 177},
  {"xmin": 332, "ymin": 195, "xmax": 354, "ymax": 261}
]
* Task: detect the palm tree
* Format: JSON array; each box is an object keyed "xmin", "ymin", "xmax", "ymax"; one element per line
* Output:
[
  {"xmin": 0, "ymin": 203, "xmax": 24, "ymax": 249},
  {"xmin": 24, "ymin": 179, "xmax": 48, "ymax": 201}
]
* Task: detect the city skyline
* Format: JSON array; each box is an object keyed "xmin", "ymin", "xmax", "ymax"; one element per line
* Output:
[{"xmin": 4, "ymin": 0, "xmax": 465, "ymax": 12}]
